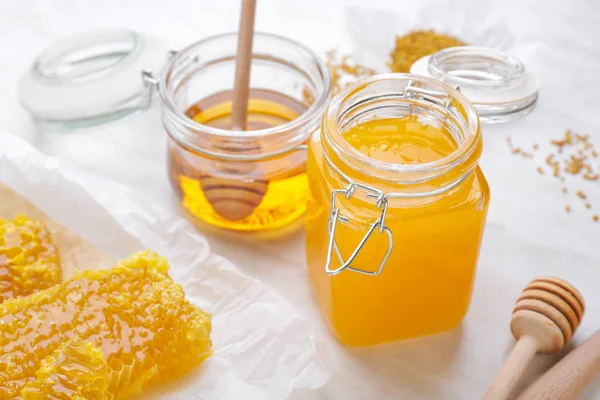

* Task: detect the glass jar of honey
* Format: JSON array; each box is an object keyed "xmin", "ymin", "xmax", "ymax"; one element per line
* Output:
[
  {"xmin": 306, "ymin": 74, "xmax": 490, "ymax": 346},
  {"xmin": 159, "ymin": 33, "xmax": 330, "ymax": 234}
]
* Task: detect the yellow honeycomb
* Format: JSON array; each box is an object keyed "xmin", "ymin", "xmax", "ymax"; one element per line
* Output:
[
  {"xmin": 0, "ymin": 250, "xmax": 212, "ymax": 399},
  {"xmin": 20, "ymin": 338, "xmax": 112, "ymax": 400},
  {"xmin": 0, "ymin": 215, "xmax": 61, "ymax": 302}
]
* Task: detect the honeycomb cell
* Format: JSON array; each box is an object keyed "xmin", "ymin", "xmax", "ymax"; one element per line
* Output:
[
  {"xmin": 20, "ymin": 338, "xmax": 112, "ymax": 400},
  {"xmin": 0, "ymin": 215, "xmax": 61, "ymax": 302},
  {"xmin": 0, "ymin": 250, "xmax": 212, "ymax": 399}
]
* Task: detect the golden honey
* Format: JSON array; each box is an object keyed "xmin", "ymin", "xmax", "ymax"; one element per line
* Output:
[
  {"xmin": 0, "ymin": 250, "xmax": 211, "ymax": 398},
  {"xmin": 20, "ymin": 339, "xmax": 111, "ymax": 400},
  {"xmin": 168, "ymin": 89, "xmax": 310, "ymax": 232},
  {"xmin": 306, "ymin": 75, "xmax": 489, "ymax": 346},
  {"xmin": 0, "ymin": 216, "xmax": 61, "ymax": 302},
  {"xmin": 160, "ymin": 33, "xmax": 330, "ymax": 235}
]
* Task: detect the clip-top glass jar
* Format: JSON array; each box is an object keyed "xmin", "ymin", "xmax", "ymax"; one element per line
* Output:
[
  {"xmin": 160, "ymin": 33, "xmax": 330, "ymax": 235},
  {"xmin": 306, "ymin": 74, "xmax": 490, "ymax": 346}
]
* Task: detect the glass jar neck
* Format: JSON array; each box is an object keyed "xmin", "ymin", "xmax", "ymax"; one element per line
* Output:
[
  {"xmin": 321, "ymin": 74, "xmax": 482, "ymax": 198},
  {"xmin": 160, "ymin": 32, "xmax": 330, "ymax": 161}
]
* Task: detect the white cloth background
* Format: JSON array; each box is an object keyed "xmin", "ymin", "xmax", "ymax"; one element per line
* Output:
[{"xmin": 1, "ymin": 0, "xmax": 600, "ymax": 398}]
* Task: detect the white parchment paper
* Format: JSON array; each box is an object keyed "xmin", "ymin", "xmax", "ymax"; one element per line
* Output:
[{"xmin": 0, "ymin": 133, "xmax": 331, "ymax": 400}]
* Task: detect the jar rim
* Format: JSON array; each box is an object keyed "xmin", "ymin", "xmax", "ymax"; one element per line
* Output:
[
  {"xmin": 323, "ymin": 73, "xmax": 481, "ymax": 176},
  {"xmin": 158, "ymin": 31, "xmax": 331, "ymax": 139}
]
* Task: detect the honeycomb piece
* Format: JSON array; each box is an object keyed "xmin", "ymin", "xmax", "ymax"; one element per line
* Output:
[
  {"xmin": 0, "ymin": 215, "xmax": 61, "ymax": 303},
  {"xmin": 20, "ymin": 338, "xmax": 112, "ymax": 400},
  {"xmin": 0, "ymin": 250, "xmax": 212, "ymax": 399}
]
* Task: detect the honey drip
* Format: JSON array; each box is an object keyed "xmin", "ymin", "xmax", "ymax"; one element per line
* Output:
[
  {"xmin": 169, "ymin": 89, "xmax": 309, "ymax": 232},
  {"xmin": 0, "ymin": 250, "xmax": 212, "ymax": 398},
  {"xmin": 0, "ymin": 216, "xmax": 61, "ymax": 303}
]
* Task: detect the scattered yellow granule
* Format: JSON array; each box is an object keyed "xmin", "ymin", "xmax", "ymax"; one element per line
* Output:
[
  {"xmin": 508, "ymin": 129, "xmax": 599, "ymax": 222},
  {"xmin": 324, "ymin": 50, "xmax": 377, "ymax": 96},
  {"xmin": 0, "ymin": 250, "xmax": 212, "ymax": 399},
  {"xmin": 0, "ymin": 215, "xmax": 61, "ymax": 302},
  {"xmin": 20, "ymin": 339, "xmax": 112, "ymax": 400}
]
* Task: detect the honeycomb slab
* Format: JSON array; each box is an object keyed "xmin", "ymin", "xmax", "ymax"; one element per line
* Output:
[
  {"xmin": 20, "ymin": 338, "xmax": 112, "ymax": 400},
  {"xmin": 0, "ymin": 215, "xmax": 61, "ymax": 302},
  {"xmin": 0, "ymin": 250, "xmax": 212, "ymax": 399}
]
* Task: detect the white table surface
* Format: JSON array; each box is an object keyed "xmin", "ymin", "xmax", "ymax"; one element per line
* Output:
[{"xmin": 2, "ymin": 0, "xmax": 600, "ymax": 399}]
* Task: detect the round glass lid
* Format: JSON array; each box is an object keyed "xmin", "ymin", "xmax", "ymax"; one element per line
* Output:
[
  {"xmin": 410, "ymin": 46, "xmax": 539, "ymax": 124},
  {"xmin": 18, "ymin": 29, "xmax": 167, "ymax": 129}
]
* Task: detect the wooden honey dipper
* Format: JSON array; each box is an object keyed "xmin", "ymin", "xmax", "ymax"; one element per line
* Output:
[
  {"xmin": 483, "ymin": 277, "xmax": 585, "ymax": 400},
  {"xmin": 517, "ymin": 329, "xmax": 600, "ymax": 400},
  {"xmin": 199, "ymin": 0, "xmax": 268, "ymax": 221}
]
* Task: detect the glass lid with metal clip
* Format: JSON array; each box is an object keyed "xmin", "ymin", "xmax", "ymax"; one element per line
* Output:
[{"xmin": 18, "ymin": 29, "xmax": 168, "ymax": 129}]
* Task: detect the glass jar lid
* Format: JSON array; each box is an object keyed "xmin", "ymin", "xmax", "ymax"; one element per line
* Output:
[
  {"xmin": 410, "ymin": 46, "xmax": 539, "ymax": 124},
  {"xmin": 18, "ymin": 29, "xmax": 167, "ymax": 129}
]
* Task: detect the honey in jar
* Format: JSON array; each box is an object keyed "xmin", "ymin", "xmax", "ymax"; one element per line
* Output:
[
  {"xmin": 169, "ymin": 89, "xmax": 309, "ymax": 231},
  {"xmin": 306, "ymin": 74, "xmax": 489, "ymax": 346},
  {"xmin": 160, "ymin": 33, "xmax": 330, "ymax": 234}
]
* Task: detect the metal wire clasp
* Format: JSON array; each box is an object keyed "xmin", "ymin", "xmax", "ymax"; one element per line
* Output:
[
  {"xmin": 325, "ymin": 183, "xmax": 393, "ymax": 276},
  {"xmin": 140, "ymin": 50, "xmax": 178, "ymax": 109}
]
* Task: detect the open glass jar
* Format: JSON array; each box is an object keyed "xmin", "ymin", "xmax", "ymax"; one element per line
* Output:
[
  {"xmin": 306, "ymin": 74, "xmax": 490, "ymax": 346},
  {"xmin": 160, "ymin": 33, "xmax": 330, "ymax": 234}
]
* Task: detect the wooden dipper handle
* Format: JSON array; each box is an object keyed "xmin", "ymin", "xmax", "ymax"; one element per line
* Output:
[
  {"xmin": 200, "ymin": 0, "xmax": 266, "ymax": 221},
  {"xmin": 517, "ymin": 330, "xmax": 600, "ymax": 400},
  {"xmin": 231, "ymin": 0, "xmax": 257, "ymax": 130},
  {"xmin": 484, "ymin": 334, "xmax": 541, "ymax": 400},
  {"xmin": 483, "ymin": 277, "xmax": 585, "ymax": 400}
]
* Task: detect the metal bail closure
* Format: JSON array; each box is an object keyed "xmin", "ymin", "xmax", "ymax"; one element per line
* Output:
[
  {"xmin": 140, "ymin": 49, "xmax": 177, "ymax": 110},
  {"xmin": 325, "ymin": 184, "xmax": 394, "ymax": 276},
  {"xmin": 141, "ymin": 69, "xmax": 159, "ymax": 109}
]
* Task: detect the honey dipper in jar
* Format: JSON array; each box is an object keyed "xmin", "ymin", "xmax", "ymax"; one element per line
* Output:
[
  {"xmin": 163, "ymin": 4, "xmax": 330, "ymax": 234},
  {"xmin": 198, "ymin": 0, "xmax": 265, "ymax": 222}
]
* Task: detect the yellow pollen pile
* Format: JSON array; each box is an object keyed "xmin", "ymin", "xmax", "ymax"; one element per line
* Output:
[
  {"xmin": 388, "ymin": 30, "xmax": 465, "ymax": 73},
  {"xmin": 318, "ymin": 30, "xmax": 465, "ymax": 100}
]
